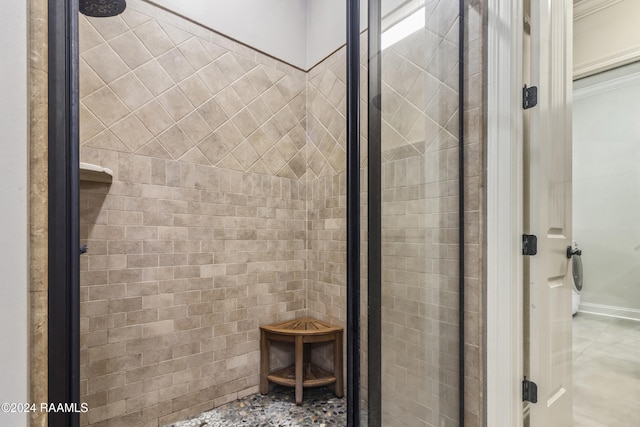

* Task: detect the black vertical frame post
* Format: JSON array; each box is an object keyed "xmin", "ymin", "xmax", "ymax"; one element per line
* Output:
[
  {"xmin": 367, "ymin": 0, "xmax": 382, "ymax": 425},
  {"xmin": 346, "ymin": 0, "xmax": 361, "ymax": 425},
  {"xmin": 48, "ymin": 0, "xmax": 80, "ymax": 425},
  {"xmin": 457, "ymin": 0, "xmax": 466, "ymax": 424}
]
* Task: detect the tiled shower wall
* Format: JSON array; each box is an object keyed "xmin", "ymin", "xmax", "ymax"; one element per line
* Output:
[
  {"xmin": 304, "ymin": 34, "xmax": 370, "ymax": 405},
  {"xmin": 304, "ymin": 32, "xmax": 370, "ymax": 326},
  {"xmin": 78, "ymin": 1, "xmax": 484, "ymax": 426},
  {"xmin": 305, "ymin": 49, "xmax": 348, "ymax": 327},
  {"xmin": 78, "ymin": 1, "xmax": 309, "ymax": 425}
]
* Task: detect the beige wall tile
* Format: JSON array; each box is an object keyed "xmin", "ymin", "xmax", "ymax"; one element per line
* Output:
[
  {"xmin": 134, "ymin": 60, "xmax": 175, "ymax": 96},
  {"xmin": 79, "ymin": 15, "xmax": 104, "ymax": 53},
  {"xmin": 178, "ymin": 37, "xmax": 212, "ymax": 71},
  {"xmin": 83, "ymin": 87, "xmax": 130, "ymax": 127},
  {"xmin": 109, "ymin": 31, "xmax": 153, "ymax": 69},
  {"xmin": 110, "ymin": 72, "xmax": 154, "ymax": 111},
  {"xmin": 157, "ymin": 48, "xmax": 195, "ymax": 83},
  {"xmin": 78, "ymin": 2, "xmax": 484, "ymax": 427},
  {"xmin": 133, "ymin": 20, "xmax": 174, "ymax": 57},
  {"xmin": 82, "ymin": 43, "xmax": 129, "ymax": 84},
  {"xmin": 178, "ymin": 74, "xmax": 212, "ymax": 107},
  {"xmin": 111, "ymin": 114, "xmax": 154, "ymax": 152}
]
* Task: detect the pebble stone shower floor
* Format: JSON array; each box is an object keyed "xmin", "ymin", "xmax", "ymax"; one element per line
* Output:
[{"xmin": 167, "ymin": 386, "xmax": 347, "ymax": 427}]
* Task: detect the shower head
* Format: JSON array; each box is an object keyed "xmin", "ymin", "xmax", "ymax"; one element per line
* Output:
[{"xmin": 79, "ymin": 0, "xmax": 127, "ymax": 18}]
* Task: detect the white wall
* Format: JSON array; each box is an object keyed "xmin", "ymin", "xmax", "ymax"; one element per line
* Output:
[
  {"xmin": 573, "ymin": 62, "xmax": 640, "ymax": 311},
  {"xmin": 574, "ymin": 0, "xmax": 640, "ymax": 78},
  {"xmin": 307, "ymin": 0, "xmax": 414, "ymax": 67},
  {"xmin": 0, "ymin": 0, "xmax": 28, "ymax": 425},
  {"xmin": 306, "ymin": 0, "xmax": 369, "ymax": 68},
  {"xmin": 146, "ymin": 0, "xmax": 309, "ymax": 68},
  {"xmin": 146, "ymin": 0, "xmax": 375, "ymax": 70}
]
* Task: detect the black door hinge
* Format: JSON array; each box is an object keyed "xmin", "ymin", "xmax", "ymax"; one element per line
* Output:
[
  {"xmin": 523, "ymin": 377, "xmax": 538, "ymax": 403},
  {"xmin": 522, "ymin": 234, "xmax": 537, "ymax": 256},
  {"xmin": 523, "ymin": 85, "xmax": 538, "ymax": 109}
]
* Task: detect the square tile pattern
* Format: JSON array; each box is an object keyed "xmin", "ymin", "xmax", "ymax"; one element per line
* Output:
[{"xmin": 80, "ymin": 3, "xmax": 308, "ymax": 181}]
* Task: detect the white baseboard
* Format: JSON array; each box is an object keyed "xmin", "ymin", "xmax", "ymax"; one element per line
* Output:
[{"xmin": 579, "ymin": 302, "xmax": 640, "ymax": 322}]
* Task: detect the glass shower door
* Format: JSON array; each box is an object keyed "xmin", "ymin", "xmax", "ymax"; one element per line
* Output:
[{"xmin": 368, "ymin": 0, "xmax": 463, "ymax": 425}]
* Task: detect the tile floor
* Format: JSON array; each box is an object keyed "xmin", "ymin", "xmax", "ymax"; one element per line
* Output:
[
  {"xmin": 573, "ymin": 312, "xmax": 640, "ymax": 426},
  {"xmin": 170, "ymin": 312, "xmax": 638, "ymax": 427},
  {"xmin": 168, "ymin": 386, "xmax": 347, "ymax": 427}
]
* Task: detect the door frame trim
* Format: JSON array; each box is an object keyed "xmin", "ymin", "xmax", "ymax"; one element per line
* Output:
[{"xmin": 486, "ymin": 0, "xmax": 524, "ymax": 426}]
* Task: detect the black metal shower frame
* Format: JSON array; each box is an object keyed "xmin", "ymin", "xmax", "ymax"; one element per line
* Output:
[
  {"xmin": 346, "ymin": 0, "xmax": 362, "ymax": 425},
  {"xmin": 48, "ymin": 0, "xmax": 80, "ymax": 426},
  {"xmin": 47, "ymin": 1, "xmax": 464, "ymax": 426}
]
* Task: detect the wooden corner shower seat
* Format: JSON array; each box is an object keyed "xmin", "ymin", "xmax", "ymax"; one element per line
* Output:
[{"xmin": 259, "ymin": 317, "xmax": 344, "ymax": 405}]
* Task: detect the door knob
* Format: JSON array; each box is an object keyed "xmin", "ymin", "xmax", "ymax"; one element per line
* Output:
[{"xmin": 566, "ymin": 246, "xmax": 582, "ymax": 259}]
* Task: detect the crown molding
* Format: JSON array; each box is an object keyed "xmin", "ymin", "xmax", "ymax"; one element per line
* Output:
[
  {"xmin": 574, "ymin": 63, "xmax": 640, "ymax": 99},
  {"xmin": 574, "ymin": 0, "xmax": 622, "ymax": 21},
  {"xmin": 574, "ymin": 45, "xmax": 640, "ymax": 79}
]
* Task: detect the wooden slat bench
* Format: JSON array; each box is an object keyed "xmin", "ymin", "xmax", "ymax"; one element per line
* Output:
[{"xmin": 259, "ymin": 317, "xmax": 344, "ymax": 404}]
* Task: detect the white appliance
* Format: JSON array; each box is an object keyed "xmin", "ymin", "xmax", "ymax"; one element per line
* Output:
[{"xmin": 571, "ymin": 244, "xmax": 583, "ymax": 315}]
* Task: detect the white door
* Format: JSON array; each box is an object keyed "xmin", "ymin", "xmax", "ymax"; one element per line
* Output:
[{"xmin": 525, "ymin": 0, "xmax": 573, "ymax": 426}]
